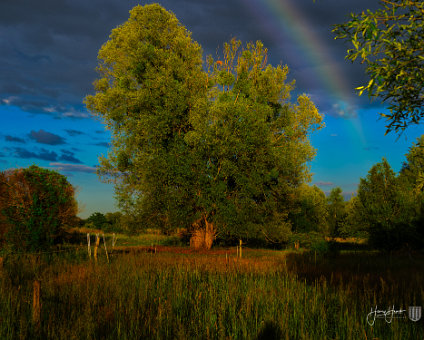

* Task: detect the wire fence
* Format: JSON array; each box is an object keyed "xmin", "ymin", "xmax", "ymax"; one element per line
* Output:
[{"xmin": 0, "ymin": 232, "xmax": 117, "ymax": 259}]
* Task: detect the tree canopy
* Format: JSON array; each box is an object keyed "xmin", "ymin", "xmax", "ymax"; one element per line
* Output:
[
  {"xmin": 85, "ymin": 4, "xmax": 323, "ymax": 246},
  {"xmin": 355, "ymin": 158, "xmax": 420, "ymax": 249},
  {"xmin": 0, "ymin": 165, "xmax": 78, "ymax": 251},
  {"xmin": 334, "ymin": 0, "xmax": 424, "ymax": 133}
]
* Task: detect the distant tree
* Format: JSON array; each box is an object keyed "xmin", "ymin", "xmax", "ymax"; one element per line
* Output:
[
  {"xmin": 290, "ymin": 184, "xmax": 328, "ymax": 234},
  {"xmin": 85, "ymin": 4, "xmax": 323, "ymax": 247},
  {"xmin": 338, "ymin": 196, "xmax": 367, "ymax": 238},
  {"xmin": 355, "ymin": 158, "xmax": 419, "ymax": 250},
  {"xmin": 105, "ymin": 212, "xmax": 124, "ymax": 232},
  {"xmin": 0, "ymin": 165, "xmax": 78, "ymax": 251},
  {"xmin": 85, "ymin": 212, "xmax": 109, "ymax": 231},
  {"xmin": 399, "ymin": 134, "xmax": 424, "ymax": 239},
  {"xmin": 334, "ymin": 0, "xmax": 424, "ymax": 133},
  {"xmin": 326, "ymin": 187, "xmax": 347, "ymax": 237},
  {"xmin": 400, "ymin": 134, "xmax": 424, "ymax": 195}
]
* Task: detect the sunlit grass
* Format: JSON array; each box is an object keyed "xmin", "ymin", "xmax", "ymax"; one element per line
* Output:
[{"xmin": 0, "ymin": 245, "xmax": 422, "ymax": 339}]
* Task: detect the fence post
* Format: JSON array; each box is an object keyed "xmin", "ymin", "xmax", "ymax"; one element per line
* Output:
[
  {"xmin": 87, "ymin": 233, "xmax": 91, "ymax": 259},
  {"xmin": 239, "ymin": 239, "xmax": 242, "ymax": 258},
  {"xmin": 102, "ymin": 234, "xmax": 109, "ymax": 263},
  {"xmin": 112, "ymin": 233, "xmax": 116, "ymax": 248},
  {"xmin": 32, "ymin": 280, "xmax": 41, "ymax": 332},
  {"xmin": 94, "ymin": 233, "xmax": 100, "ymax": 262}
]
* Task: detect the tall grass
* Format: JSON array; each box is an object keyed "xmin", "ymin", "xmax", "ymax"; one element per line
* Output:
[{"xmin": 0, "ymin": 249, "xmax": 422, "ymax": 339}]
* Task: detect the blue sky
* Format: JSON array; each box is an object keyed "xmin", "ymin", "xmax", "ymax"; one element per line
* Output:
[{"xmin": 1, "ymin": 0, "xmax": 422, "ymax": 218}]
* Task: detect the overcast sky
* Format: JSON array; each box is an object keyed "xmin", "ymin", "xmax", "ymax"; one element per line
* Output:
[{"xmin": 1, "ymin": 0, "xmax": 422, "ymax": 218}]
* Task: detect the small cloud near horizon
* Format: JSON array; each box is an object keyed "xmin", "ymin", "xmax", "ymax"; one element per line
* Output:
[
  {"xmin": 49, "ymin": 162, "xmax": 96, "ymax": 173},
  {"xmin": 5, "ymin": 135, "xmax": 25, "ymax": 143},
  {"xmin": 94, "ymin": 142, "xmax": 110, "ymax": 147},
  {"xmin": 65, "ymin": 129, "xmax": 84, "ymax": 136},
  {"xmin": 363, "ymin": 146, "xmax": 379, "ymax": 151},
  {"xmin": 59, "ymin": 149, "xmax": 82, "ymax": 163},
  {"xmin": 314, "ymin": 181, "xmax": 334, "ymax": 187}
]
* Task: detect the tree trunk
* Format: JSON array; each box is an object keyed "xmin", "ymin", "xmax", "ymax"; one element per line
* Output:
[{"xmin": 190, "ymin": 216, "xmax": 215, "ymax": 250}]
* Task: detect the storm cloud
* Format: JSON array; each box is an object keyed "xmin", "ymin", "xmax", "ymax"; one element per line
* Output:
[{"xmin": 0, "ymin": 0, "xmax": 381, "ymax": 120}]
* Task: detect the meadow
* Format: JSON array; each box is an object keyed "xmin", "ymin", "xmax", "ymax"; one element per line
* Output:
[{"xmin": 0, "ymin": 232, "xmax": 423, "ymax": 340}]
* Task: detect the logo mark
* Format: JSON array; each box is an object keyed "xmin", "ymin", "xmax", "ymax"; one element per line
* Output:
[{"xmin": 408, "ymin": 306, "xmax": 422, "ymax": 322}]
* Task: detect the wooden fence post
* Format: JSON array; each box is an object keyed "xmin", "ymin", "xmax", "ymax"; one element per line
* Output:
[
  {"xmin": 32, "ymin": 280, "xmax": 41, "ymax": 331},
  {"xmin": 239, "ymin": 239, "xmax": 242, "ymax": 258},
  {"xmin": 94, "ymin": 233, "xmax": 100, "ymax": 262},
  {"xmin": 87, "ymin": 233, "xmax": 91, "ymax": 259},
  {"xmin": 112, "ymin": 233, "xmax": 116, "ymax": 248},
  {"xmin": 102, "ymin": 234, "xmax": 109, "ymax": 263}
]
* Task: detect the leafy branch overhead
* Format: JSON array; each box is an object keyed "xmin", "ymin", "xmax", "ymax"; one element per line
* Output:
[{"xmin": 333, "ymin": 0, "xmax": 424, "ymax": 133}]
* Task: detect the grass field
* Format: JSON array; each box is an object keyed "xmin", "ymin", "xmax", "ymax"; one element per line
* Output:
[{"xmin": 0, "ymin": 232, "xmax": 423, "ymax": 339}]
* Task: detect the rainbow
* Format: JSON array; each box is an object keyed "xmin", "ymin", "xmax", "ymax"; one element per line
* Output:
[{"xmin": 240, "ymin": 0, "xmax": 367, "ymax": 147}]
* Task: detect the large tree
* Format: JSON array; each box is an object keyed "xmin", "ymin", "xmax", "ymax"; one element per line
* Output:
[
  {"xmin": 334, "ymin": 0, "xmax": 424, "ymax": 133},
  {"xmin": 187, "ymin": 39, "xmax": 323, "ymax": 243},
  {"xmin": 86, "ymin": 4, "xmax": 323, "ymax": 246},
  {"xmin": 85, "ymin": 4, "xmax": 208, "ymax": 234}
]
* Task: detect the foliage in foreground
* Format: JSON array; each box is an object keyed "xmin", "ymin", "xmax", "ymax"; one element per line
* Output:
[
  {"xmin": 334, "ymin": 0, "xmax": 424, "ymax": 133},
  {"xmin": 0, "ymin": 249, "xmax": 422, "ymax": 339}
]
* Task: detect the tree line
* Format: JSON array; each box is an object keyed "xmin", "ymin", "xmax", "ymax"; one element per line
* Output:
[{"xmin": 1, "ymin": 2, "xmax": 423, "ymax": 252}]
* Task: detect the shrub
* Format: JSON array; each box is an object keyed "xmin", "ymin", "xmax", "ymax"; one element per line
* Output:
[
  {"xmin": 0, "ymin": 165, "xmax": 78, "ymax": 251},
  {"xmin": 289, "ymin": 232, "xmax": 328, "ymax": 254}
]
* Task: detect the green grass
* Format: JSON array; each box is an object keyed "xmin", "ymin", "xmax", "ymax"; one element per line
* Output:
[{"xmin": 0, "ymin": 244, "xmax": 423, "ymax": 339}]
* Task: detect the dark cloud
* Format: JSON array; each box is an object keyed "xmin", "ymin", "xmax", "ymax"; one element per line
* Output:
[
  {"xmin": 0, "ymin": 0, "xmax": 384, "ymax": 120},
  {"xmin": 13, "ymin": 147, "xmax": 58, "ymax": 161},
  {"xmin": 29, "ymin": 129, "xmax": 66, "ymax": 145},
  {"xmin": 5, "ymin": 135, "xmax": 25, "ymax": 143},
  {"xmin": 49, "ymin": 162, "xmax": 96, "ymax": 173},
  {"xmin": 65, "ymin": 129, "xmax": 84, "ymax": 136},
  {"xmin": 0, "ymin": 0, "xmax": 139, "ymax": 118},
  {"xmin": 59, "ymin": 149, "xmax": 82, "ymax": 163}
]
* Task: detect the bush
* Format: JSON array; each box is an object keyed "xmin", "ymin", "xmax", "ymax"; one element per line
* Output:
[
  {"xmin": 289, "ymin": 232, "xmax": 328, "ymax": 254},
  {"xmin": 0, "ymin": 165, "xmax": 78, "ymax": 251}
]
